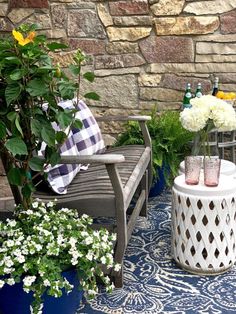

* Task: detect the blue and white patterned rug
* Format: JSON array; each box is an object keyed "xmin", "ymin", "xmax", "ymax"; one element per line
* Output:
[{"xmin": 77, "ymin": 191, "xmax": 236, "ymax": 314}]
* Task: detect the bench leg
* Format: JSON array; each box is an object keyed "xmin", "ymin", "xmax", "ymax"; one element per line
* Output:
[{"xmin": 140, "ymin": 170, "xmax": 148, "ymax": 217}]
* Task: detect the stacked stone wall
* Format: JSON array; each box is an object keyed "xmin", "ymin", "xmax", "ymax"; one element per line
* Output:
[{"xmin": 0, "ymin": 0, "xmax": 236, "ymax": 136}]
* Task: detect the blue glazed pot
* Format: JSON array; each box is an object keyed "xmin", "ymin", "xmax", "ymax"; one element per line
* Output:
[
  {"xmin": 149, "ymin": 165, "xmax": 167, "ymax": 197},
  {"xmin": 0, "ymin": 269, "xmax": 83, "ymax": 314}
]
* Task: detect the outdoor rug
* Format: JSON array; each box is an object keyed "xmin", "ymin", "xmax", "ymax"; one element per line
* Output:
[{"xmin": 77, "ymin": 190, "xmax": 236, "ymax": 314}]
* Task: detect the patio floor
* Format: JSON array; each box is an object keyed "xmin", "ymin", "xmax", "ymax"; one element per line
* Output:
[{"xmin": 77, "ymin": 191, "xmax": 236, "ymax": 314}]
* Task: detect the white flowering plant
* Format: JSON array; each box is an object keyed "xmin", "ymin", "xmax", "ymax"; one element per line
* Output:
[
  {"xmin": 180, "ymin": 95, "xmax": 236, "ymax": 156},
  {"xmin": 0, "ymin": 200, "xmax": 120, "ymax": 314}
]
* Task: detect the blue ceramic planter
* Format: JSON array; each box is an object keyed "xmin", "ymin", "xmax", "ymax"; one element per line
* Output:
[
  {"xmin": 0, "ymin": 269, "xmax": 83, "ymax": 314},
  {"xmin": 149, "ymin": 165, "xmax": 167, "ymax": 197}
]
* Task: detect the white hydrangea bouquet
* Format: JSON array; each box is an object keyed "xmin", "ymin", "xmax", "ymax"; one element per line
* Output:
[
  {"xmin": 180, "ymin": 95, "xmax": 236, "ymax": 156},
  {"xmin": 0, "ymin": 200, "xmax": 120, "ymax": 314}
]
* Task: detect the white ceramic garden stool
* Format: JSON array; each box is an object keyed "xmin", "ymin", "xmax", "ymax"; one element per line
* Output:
[
  {"xmin": 171, "ymin": 174, "xmax": 236, "ymax": 275},
  {"xmin": 179, "ymin": 159, "xmax": 236, "ymax": 177}
]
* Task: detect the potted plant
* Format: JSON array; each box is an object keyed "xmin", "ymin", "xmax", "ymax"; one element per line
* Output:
[
  {"xmin": 114, "ymin": 108, "xmax": 194, "ymax": 195},
  {"xmin": 0, "ymin": 24, "xmax": 119, "ymax": 313},
  {"xmin": 0, "ymin": 200, "xmax": 120, "ymax": 314},
  {"xmin": 0, "ymin": 23, "xmax": 99, "ymax": 210}
]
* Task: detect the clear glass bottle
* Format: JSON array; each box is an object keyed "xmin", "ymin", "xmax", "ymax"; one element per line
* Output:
[
  {"xmin": 182, "ymin": 83, "xmax": 192, "ymax": 109},
  {"xmin": 195, "ymin": 82, "xmax": 203, "ymax": 98},
  {"xmin": 212, "ymin": 77, "xmax": 219, "ymax": 96}
]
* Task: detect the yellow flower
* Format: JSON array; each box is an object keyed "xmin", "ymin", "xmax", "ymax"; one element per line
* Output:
[{"xmin": 12, "ymin": 30, "xmax": 35, "ymax": 46}]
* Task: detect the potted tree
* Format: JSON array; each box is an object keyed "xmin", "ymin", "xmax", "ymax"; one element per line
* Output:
[
  {"xmin": 0, "ymin": 24, "xmax": 119, "ymax": 313},
  {"xmin": 114, "ymin": 108, "xmax": 194, "ymax": 196}
]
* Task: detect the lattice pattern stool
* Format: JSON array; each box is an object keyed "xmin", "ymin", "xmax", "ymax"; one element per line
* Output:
[{"xmin": 172, "ymin": 174, "xmax": 236, "ymax": 275}]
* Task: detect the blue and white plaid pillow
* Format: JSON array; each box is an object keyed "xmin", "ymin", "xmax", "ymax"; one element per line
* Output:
[{"xmin": 44, "ymin": 99, "xmax": 105, "ymax": 194}]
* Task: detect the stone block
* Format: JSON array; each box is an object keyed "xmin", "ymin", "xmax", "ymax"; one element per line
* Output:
[
  {"xmin": 221, "ymin": 9, "xmax": 236, "ymax": 34},
  {"xmin": 109, "ymin": 1, "xmax": 149, "ymax": 16},
  {"xmin": 140, "ymin": 36, "xmax": 194, "ymax": 63},
  {"xmin": 69, "ymin": 39, "xmax": 106, "ymax": 55},
  {"xmin": 107, "ymin": 26, "xmax": 152, "ymax": 41},
  {"xmin": 94, "ymin": 67, "xmax": 141, "ymax": 77},
  {"xmin": 0, "ymin": 3, "xmax": 7, "ymax": 16},
  {"xmin": 147, "ymin": 63, "xmax": 196, "ymax": 73},
  {"xmin": 154, "ymin": 16, "xmax": 219, "ymax": 35},
  {"xmin": 196, "ymin": 42, "xmax": 236, "ymax": 54},
  {"xmin": 140, "ymin": 87, "xmax": 183, "ymax": 101},
  {"xmin": 184, "ymin": 0, "xmax": 236, "ymax": 15},
  {"xmin": 97, "ymin": 3, "xmax": 113, "ymax": 27},
  {"xmin": 51, "ymin": 4, "xmax": 67, "ymax": 28},
  {"xmin": 151, "ymin": 0, "xmax": 184, "ymax": 16},
  {"xmin": 160, "ymin": 74, "xmax": 211, "ymax": 93},
  {"xmin": 81, "ymin": 74, "xmax": 139, "ymax": 109},
  {"xmin": 68, "ymin": 9, "xmax": 106, "ymax": 39},
  {"xmin": 138, "ymin": 73, "xmax": 162, "ymax": 86},
  {"xmin": 113, "ymin": 16, "xmax": 153, "ymax": 26},
  {"xmin": 9, "ymin": 0, "xmax": 49, "ymax": 8},
  {"xmin": 106, "ymin": 42, "xmax": 139, "ymax": 54},
  {"xmin": 95, "ymin": 54, "xmax": 145, "ymax": 69},
  {"xmin": 8, "ymin": 8, "xmax": 34, "ymax": 23}
]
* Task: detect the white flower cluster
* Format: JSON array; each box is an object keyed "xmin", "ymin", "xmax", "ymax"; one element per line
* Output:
[
  {"xmin": 180, "ymin": 95, "xmax": 236, "ymax": 132},
  {"xmin": 0, "ymin": 199, "xmax": 119, "ymax": 314}
]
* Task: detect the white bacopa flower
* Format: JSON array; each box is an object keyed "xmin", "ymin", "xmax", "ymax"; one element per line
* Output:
[
  {"xmin": 6, "ymin": 240, "xmax": 14, "ymax": 247},
  {"xmin": 86, "ymin": 251, "xmax": 93, "ymax": 261},
  {"xmin": 7, "ymin": 278, "xmax": 15, "ymax": 286},
  {"xmin": 16, "ymin": 255, "xmax": 25, "ymax": 263},
  {"xmin": 0, "ymin": 280, "xmax": 5, "ymax": 288},
  {"xmin": 32, "ymin": 202, "xmax": 39, "ymax": 209},
  {"xmin": 100, "ymin": 256, "xmax": 106, "ymax": 264},
  {"xmin": 84, "ymin": 236, "xmax": 93, "ymax": 245},
  {"xmin": 69, "ymin": 237, "xmax": 77, "ymax": 246},
  {"xmin": 43, "ymin": 279, "xmax": 51, "ymax": 287},
  {"xmin": 114, "ymin": 263, "xmax": 121, "ymax": 272},
  {"xmin": 4, "ymin": 256, "xmax": 13, "ymax": 267},
  {"xmin": 102, "ymin": 234, "xmax": 108, "ymax": 242},
  {"xmin": 8, "ymin": 220, "xmax": 17, "ymax": 227},
  {"xmin": 47, "ymin": 201, "xmax": 54, "ymax": 208},
  {"xmin": 23, "ymin": 275, "xmax": 36, "ymax": 287}
]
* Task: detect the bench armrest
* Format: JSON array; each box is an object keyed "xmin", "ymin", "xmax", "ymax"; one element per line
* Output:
[
  {"xmin": 58, "ymin": 154, "xmax": 125, "ymax": 164},
  {"xmin": 95, "ymin": 115, "xmax": 151, "ymax": 122}
]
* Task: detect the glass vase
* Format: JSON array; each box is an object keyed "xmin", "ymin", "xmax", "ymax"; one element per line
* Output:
[
  {"xmin": 185, "ymin": 156, "xmax": 202, "ymax": 185},
  {"xmin": 204, "ymin": 156, "xmax": 221, "ymax": 187}
]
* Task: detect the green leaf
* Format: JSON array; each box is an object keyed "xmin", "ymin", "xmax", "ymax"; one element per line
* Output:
[
  {"xmin": 57, "ymin": 111, "xmax": 73, "ymax": 129},
  {"xmin": 83, "ymin": 72, "xmax": 95, "ymax": 82},
  {"xmin": 5, "ymin": 84, "xmax": 21, "ymax": 105},
  {"xmin": 58, "ymin": 81, "xmax": 76, "ymax": 100},
  {"xmin": 48, "ymin": 151, "xmax": 61, "ymax": 167},
  {"xmin": 5, "ymin": 57, "xmax": 21, "ymax": 65},
  {"xmin": 47, "ymin": 42, "xmax": 68, "ymax": 51},
  {"xmin": 41, "ymin": 127, "xmax": 55, "ymax": 147},
  {"xmin": 0, "ymin": 121, "xmax": 6, "ymax": 139},
  {"xmin": 26, "ymin": 79, "xmax": 48, "ymax": 97},
  {"xmin": 22, "ymin": 183, "xmax": 35, "ymax": 199},
  {"xmin": 31, "ymin": 119, "xmax": 42, "ymax": 138},
  {"xmin": 69, "ymin": 64, "xmax": 81, "ymax": 76},
  {"xmin": 10, "ymin": 69, "xmax": 25, "ymax": 81},
  {"xmin": 5, "ymin": 137, "xmax": 28, "ymax": 156},
  {"xmin": 72, "ymin": 119, "xmax": 83, "ymax": 129},
  {"xmin": 84, "ymin": 92, "xmax": 100, "ymax": 101},
  {"xmin": 7, "ymin": 111, "xmax": 17, "ymax": 122},
  {"xmin": 15, "ymin": 117, "xmax": 23, "ymax": 137},
  {"xmin": 29, "ymin": 157, "xmax": 45, "ymax": 172},
  {"xmin": 55, "ymin": 131, "xmax": 67, "ymax": 144},
  {"xmin": 7, "ymin": 168, "xmax": 23, "ymax": 186}
]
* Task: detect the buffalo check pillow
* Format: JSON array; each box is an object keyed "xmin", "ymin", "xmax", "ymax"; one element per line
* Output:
[{"xmin": 43, "ymin": 99, "xmax": 105, "ymax": 194}]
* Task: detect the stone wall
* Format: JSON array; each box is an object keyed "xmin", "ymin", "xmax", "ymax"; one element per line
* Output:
[{"xmin": 0, "ymin": 0, "xmax": 236, "ymax": 135}]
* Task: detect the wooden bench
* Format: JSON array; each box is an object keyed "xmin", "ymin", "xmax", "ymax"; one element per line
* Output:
[{"xmin": 33, "ymin": 115, "xmax": 152, "ymax": 287}]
